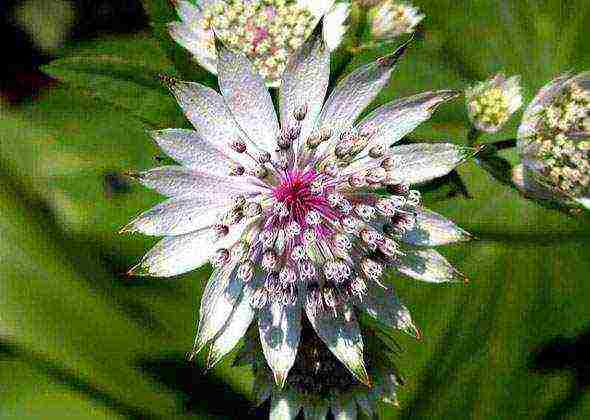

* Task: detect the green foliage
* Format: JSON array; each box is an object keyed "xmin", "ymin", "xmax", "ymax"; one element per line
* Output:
[{"xmin": 1, "ymin": 0, "xmax": 590, "ymax": 418}]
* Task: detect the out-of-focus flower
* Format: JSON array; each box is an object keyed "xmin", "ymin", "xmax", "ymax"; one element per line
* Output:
[
  {"xmin": 514, "ymin": 72, "xmax": 590, "ymax": 209},
  {"xmin": 13, "ymin": 0, "xmax": 76, "ymax": 54},
  {"xmin": 168, "ymin": 0, "xmax": 350, "ymax": 86},
  {"xmin": 241, "ymin": 326, "xmax": 402, "ymax": 419},
  {"xmin": 123, "ymin": 27, "xmax": 470, "ymax": 388},
  {"xmin": 370, "ymin": 1, "xmax": 424, "ymax": 40},
  {"xmin": 465, "ymin": 73, "xmax": 523, "ymax": 133}
]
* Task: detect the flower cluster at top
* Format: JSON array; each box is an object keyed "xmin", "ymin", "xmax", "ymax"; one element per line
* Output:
[
  {"xmin": 526, "ymin": 81, "xmax": 590, "ymax": 197},
  {"xmin": 202, "ymin": 0, "xmax": 316, "ymax": 85},
  {"xmin": 371, "ymin": 1, "xmax": 424, "ymax": 40},
  {"xmin": 466, "ymin": 73, "xmax": 523, "ymax": 133},
  {"xmin": 168, "ymin": 0, "xmax": 349, "ymax": 87}
]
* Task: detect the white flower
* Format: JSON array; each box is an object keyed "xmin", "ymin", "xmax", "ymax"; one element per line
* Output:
[
  {"xmin": 123, "ymin": 28, "xmax": 471, "ymax": 388},
  {"xmin": 168, "ymin": 0, "xmax": 350, "ymax": 86},
  {"xmin": 465, "ymin": 73, "xmax": 523, "ymax": 133},
  {"xmin": 370, "ymin": 1, "xmax": 424, "ymax": 40},
  {"xmin": 514, "ymin": 72, "xmax": 590, "ymax": 209}
]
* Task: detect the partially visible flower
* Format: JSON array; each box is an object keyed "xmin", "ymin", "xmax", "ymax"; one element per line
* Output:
[
  {"xmin": 123, "ymin": 27, "xmax": 471, "ymax": 390},
  {"xmin": 370, "ymin": 1, "xmax": 424, "ymax": 40},
  {"xmin": 168, "ymin": 0, "xmax": 350, "ymax": 86},
  {"xmin": 241, "ymin": 324, "xmax": 402, "ymax": 419},
  {"xmin": 465, "ymin": 73, "xmax": 523, "ymax": 133},
  {"xmin": 514, "ymin": 72, "xmax": 590, "ymax": 209}
]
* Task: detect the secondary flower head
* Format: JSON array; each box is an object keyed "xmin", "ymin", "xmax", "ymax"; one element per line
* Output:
[
  {"xmin": 514, "ymin": 72, "xmax": 590, "ymax": 209},
  {"xmin": 370, "ymin": 1, "xmax": 424, "ymax": 40},
  {"xmin": 465, "ymin": 73, "xmax": 523, "ymax": 133},
  {"xmin": 242, "ymin": 325, "xmax": 402, "ymax": 419},
  {"xmin": 123, "ymin": 27, "xmax": 471, "ymax": 388},
  {"xmin": 169, "ymin": 0, "xmax": 350, "ymax": 86}
]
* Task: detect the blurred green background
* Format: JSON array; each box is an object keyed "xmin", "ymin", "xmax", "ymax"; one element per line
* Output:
[{"xmin": 1, "ymin": 0, "xmax": 590, "ymax": 418}]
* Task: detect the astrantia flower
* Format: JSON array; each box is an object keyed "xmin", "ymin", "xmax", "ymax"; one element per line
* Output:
[
  {"xmin": 124, "ymin": 27, "xmax": 471, "ymax": 387},
  {"xmin": 514, "ymin": 72, "xmax": 589, "ymax": 209},
  {"xmin": 370, "ymin": 1, "xmax": 424, "ymax": 40},
  {"xmin": 465, "ymin": 73, "xmax": 523, "ymax": 133},
  {"xmin": 168, "ymin": 0, "xmax": 350, "ymax": 86},
  {"xmin": 241, "ymin": 324, "xmax": 402, "ymax": 419}
]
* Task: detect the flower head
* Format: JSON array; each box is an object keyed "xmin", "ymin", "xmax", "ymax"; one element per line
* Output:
[
  {"xmin": 370, "ymin": 1, "xmax": 424, "ymax": 40},
  {"xmin": 514, "ymin": 72, "xmax": 590, "ymax": 209},
  {"xmin": 168, "ymin": 0, "xmax": 350, "ymax": 86},
  {"xmin": 465, "ymin": 73, "xmax": 523, "ymax": 133},
  {"xmin": 242, "ymin": 323, "xmax": 402, "ymax": 419},
  {"xmin": 124, "ymin": 27, "xmax": 471, "ymax": 388}
]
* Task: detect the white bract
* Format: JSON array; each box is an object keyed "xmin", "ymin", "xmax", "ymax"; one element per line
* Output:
[
  {"xmin": 514, "ymin": 72, "xmax": 590, "ymax": 209},
  {"xmin": 124, "ymin": 26, "xmax": 471, "ymax": 390},
  {"xmin": 370, "ymin": 1, "xmax": 424, "ymax": 40},
  {"xmin": 465, "ymin": 73, "xmax": 523, "ymax": 133},
  {"xmin": 168, "ymin": 0, "xmax": 350, "ymax": 86}
]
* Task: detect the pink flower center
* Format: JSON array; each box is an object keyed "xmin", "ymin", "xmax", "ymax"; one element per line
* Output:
[{"xmin": 272, "ymin": 169, "xmax": 331, "ymax": 227}]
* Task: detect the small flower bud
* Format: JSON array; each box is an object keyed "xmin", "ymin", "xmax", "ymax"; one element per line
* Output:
[
  {"xmin": 369, "ymin": 144, "xmax": 386, "ymax": 158},
  {"xmin": 237, "ymin": 261, "xmax": 255, "ymax": 282},
  {"xmin": 371, "ymin": 1, "xmax": 425, "ymax": 40},
  {"xmin": 231, "ymin": 138, "xmax": 247, "ymax": 153},
  {"xmin": 211, "ymin": 248, "xmax": 230, "ymax": 267},
  {"xmin": 293, "ymin": 103, "xmax": 308, "ymax": 121},
  {"xmin": 466, "ymin": 73, "xmax": 523, "ymax": 133}
]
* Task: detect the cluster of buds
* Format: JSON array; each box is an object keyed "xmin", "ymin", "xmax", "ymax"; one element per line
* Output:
[
  {"xmin": 202, "ymin": 0, "xmax": 316, "ymax": 86},
  {"xmin": 370, "ymin": 1, "xmax": 425, "ymax": 40},
  {"xmin": 465, "ymin": 73, "xmax": 523, "ymax": 133},
  {"xmin": 520, "ymin": 77, "xmax": 590, "ymax": 199}
]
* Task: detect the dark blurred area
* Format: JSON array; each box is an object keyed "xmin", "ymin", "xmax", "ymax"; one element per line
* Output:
[{"xmin": 0, "ymin": 0, "xmax": 148, "ymax": 103}]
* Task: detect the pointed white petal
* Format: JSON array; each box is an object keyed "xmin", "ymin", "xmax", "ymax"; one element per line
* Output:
[
  {"xmin": 207, "ymin": 286, "xmax": 256, "ymax": 368},
  {"xmin": 356, "ymin": 286, "xmax": 419, "ymax": 338},
  {"xmin": 129, "ymin": 220, "xmax": 249, "ymax": 277},
  {"xmin": 316, "ymin": 39, "xmax": 410, "ymax": 154},
  {"xmin": 167, "ymin": 22, "xmax": 217, "ymax": 75},
  {"xmin": 323, "ymin": 2, "xmax": 350, "ymax": 51},
  {"xmin": 305, "ymin": 303, "xmax": 369, "ymax": 385},
  {"xmin": 303, "ymin": 403, "xmax": 329, "ymax": 420},
  {"xmin": 193, "ymin": 264, "xmax": 244, "ymax": 355},
  {"xmin": 332, "ymin": 399, "xmax": 357, "ymax": 420},
  {"xmin": 388, "ymin": 143, "xmax": 472, "ymax": 185},
  {"xmin": 164, "ymin": 79, "xmax": 261, "ymax": 164},
  {"xmin": 258, "ymin": 301, "xmax": 302, "ymax": 387},
  {"xmin": 216, "ymin": 41, "xmax": 280, "ymax": 155},
  {"xmin": 396, "ymin": 248, "xmax": 466, "ymax": 283},
  {"xmin": 354, "ymin": 90, "xmax": 459, "ymax": 162},
  {"xmin": 129, "ymin": 229, "xmax": 212, "ymax": 277},
  {"xmin": 400, "ymin": 206, "xmax": 471, "ymax": 246},
  {"xmin": 150, "ymin": 129, "xmax": 232, "ymax": 175},
  {"xmin": 130, "ymin": 166, "xmax": 261, "ymax": 198},
  {"xmin": 270, "ymin": 390, "xmax": 301, "ymax": 420},
  {"xmin": 122, "ymin": 195, "xmax": 230, "ymax": 236},
  {"xmin": 279, "ymin": 24, "xmax": 330, "ymax": 150}
]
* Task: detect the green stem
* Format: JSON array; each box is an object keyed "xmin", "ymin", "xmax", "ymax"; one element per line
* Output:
[{"xmin": 467, "ymin": 126, "xmax": 481, "ymax": 146}]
